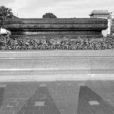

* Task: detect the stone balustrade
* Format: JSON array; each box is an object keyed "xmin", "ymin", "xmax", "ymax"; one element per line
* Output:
[{"xmin": 4, "ymin": 18, "xmax": 107, "ymax": 38}]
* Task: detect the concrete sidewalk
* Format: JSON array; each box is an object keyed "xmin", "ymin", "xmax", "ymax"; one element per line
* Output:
[{"xmin": 0, "ymin": 81, "xmax": 113, "ymax": 114}]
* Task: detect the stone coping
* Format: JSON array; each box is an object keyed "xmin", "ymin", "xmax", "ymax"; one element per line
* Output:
[
  {"xmin": 7, "ymin": 18, "xmax": 107, "ymax": 24},
  {"xmin": 0, "ymin": 50, "xmax": 113, "ymax": 81},
  {"xmin": 5, "ymin": 18, "xmax": 107, "ymax": 37},
  {"xmin": 0, "ymin": 50, "xmax": 113, "ymax": 58}
]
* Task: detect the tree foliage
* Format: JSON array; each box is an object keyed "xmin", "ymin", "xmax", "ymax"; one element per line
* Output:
[
  {"xmin": 0, "ymin": 35, "xmax": 114, "ymax": 50},
  {"xmin": 0, "ymin": 6, "xmax": 13, "ymax": 27},
  {"xmin": 42, "ymin": 13, "xmax": 57, "ymax": 18}
]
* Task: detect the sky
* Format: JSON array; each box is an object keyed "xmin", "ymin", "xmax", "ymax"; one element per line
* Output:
[{"xmin": 0, "ymin": 0, "xmax": 114, "ymax": 18}]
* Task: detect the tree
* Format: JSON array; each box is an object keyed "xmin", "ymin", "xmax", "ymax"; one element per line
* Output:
[
  {"xmin": 0, "ymin": 6, "xmax": 13, "ymax": 27},
  {"xmin": 42, "ymin": 13, "xmax": 57, "ymax": 18},
  {"xmin": 0, "ymin": 6, "xmax": 13, "ymax": 49}
]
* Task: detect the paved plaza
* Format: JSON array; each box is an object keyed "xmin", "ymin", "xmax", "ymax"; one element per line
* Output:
[{"xmin": 0, "ymin": 81, "xmax": 113, "ymax": 114}]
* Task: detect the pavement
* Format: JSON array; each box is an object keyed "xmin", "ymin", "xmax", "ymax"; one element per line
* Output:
[
  {"xmin": 0, "ymin": 81, "xmax": 113, "ymax": 114},
  {"xmin": 77, "ymin": 86, "xmax": 114, "ymax": 114}
]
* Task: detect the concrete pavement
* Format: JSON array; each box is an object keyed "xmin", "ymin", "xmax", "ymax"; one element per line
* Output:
[
  {"xmin": 0, "ymin": 50, "xmax": 113, "ymax": 113},
  {"xmin": 0, "ymin": 81, "xmax": 113, "ymax": 114}
]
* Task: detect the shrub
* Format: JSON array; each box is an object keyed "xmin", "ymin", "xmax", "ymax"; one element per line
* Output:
[
  {"xmin": 42, "ymin": 13, "xmax": 57, "ymax": 18},
  {"xmin": 0, "ymin": 35, "xmax": 114, "ymax": 50}
]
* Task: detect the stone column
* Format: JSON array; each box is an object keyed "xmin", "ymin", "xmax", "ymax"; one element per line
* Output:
[{"xmin": 90, "ymin": 10, "xmax": 111, "ymax": 37}]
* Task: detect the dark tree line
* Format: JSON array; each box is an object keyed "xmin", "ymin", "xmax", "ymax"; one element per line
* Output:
[
  {"xmin": 0, "ymin": 6, "xmax": 13, "ymax": 27},
  {"xmin": 42, "ymin": 13, "xmax": 57, "ymax": 18}
]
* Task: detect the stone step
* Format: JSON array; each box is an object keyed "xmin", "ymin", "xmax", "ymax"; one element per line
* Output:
[{"xmin": 0, "ymin": 50, "xmax": 113, "ymax": 81}]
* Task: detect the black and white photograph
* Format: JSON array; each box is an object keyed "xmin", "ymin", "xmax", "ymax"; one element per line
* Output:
[{"xmin": 0, "ymin": 0, "xmax": 113, "ymax": 114}]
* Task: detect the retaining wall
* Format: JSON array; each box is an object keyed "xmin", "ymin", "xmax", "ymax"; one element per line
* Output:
[
  {"xmin": 4, "ymin": 18, "xmax": 107, "ymax": 38},
  {"xmin": 0, "ymin": 50, "xmax": 113, "ymax": 82}
]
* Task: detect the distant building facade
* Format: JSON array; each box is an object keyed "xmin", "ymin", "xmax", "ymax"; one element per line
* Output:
[{"xmin": 90, "ymin": 10, "xmax": 111, "ymax": 37}]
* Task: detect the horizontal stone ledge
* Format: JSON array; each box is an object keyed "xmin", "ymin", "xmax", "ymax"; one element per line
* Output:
[
  {"xmin": 12, "ymin": 31, "xmax": 102, "ymax": 35},
  {"xmin": 0, "ymin": 51, "xmax": 113, "ymax": 73},
  {"xmin": 5, "ymin": 18, "xmax": 107, "ymax": 24},
  {"xmin": 11, "ymin": 31, "xmax": 102, "ymax": 36},
  {"xmin": 11, "ymin": 34, "xmax": 103, "ymax": 38},
  {"xmin": 0, "ymin": 50, "xmax": 113, "ymax": 58},
  {"xmin": 0, "ymin": 74, "xmax": 114, "ymax": 82},
  {"xmin": 3, "ymin": 18, "xmax": 107, "ymax": 36},
  {"xmin": 6, "ymin": 24, "xmax": 107, "ymax": 30},
  {"xmin": 0, "ymin": 69, "xmax": 113, "ymax": 75}
]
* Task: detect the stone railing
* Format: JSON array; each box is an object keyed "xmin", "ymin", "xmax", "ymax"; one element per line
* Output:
[{"xmin": 4, "ymin": 18, "xmax": 107, "ymax": 38}]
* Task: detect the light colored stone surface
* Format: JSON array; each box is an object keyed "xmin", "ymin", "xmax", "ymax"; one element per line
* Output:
[{"xmin": 0, "ymin": 50, "xmax": 113, "ymax": 81}]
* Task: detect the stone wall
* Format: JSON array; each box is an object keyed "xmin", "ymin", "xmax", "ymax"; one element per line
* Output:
[
  {"xmin": 111, "ymin": 19, "xmax": 114, "ymax": 35},
  {"xmin": 4, "ymin": 18, "xmax": 107, "ymax": 38}
]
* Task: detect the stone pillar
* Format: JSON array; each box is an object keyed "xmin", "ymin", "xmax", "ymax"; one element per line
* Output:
[
  {"xmin": 5, "ymin": 18, "xmax": 107, "ymax": 38},
  {"xmin": 90, "ymin": 10, "xmax": 111, "ymax": 37}
]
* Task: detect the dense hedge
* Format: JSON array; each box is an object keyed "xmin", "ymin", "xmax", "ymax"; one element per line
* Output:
[{"xmin": 0, "ymin": 35, "xmax": 114, "ymax": 50}]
